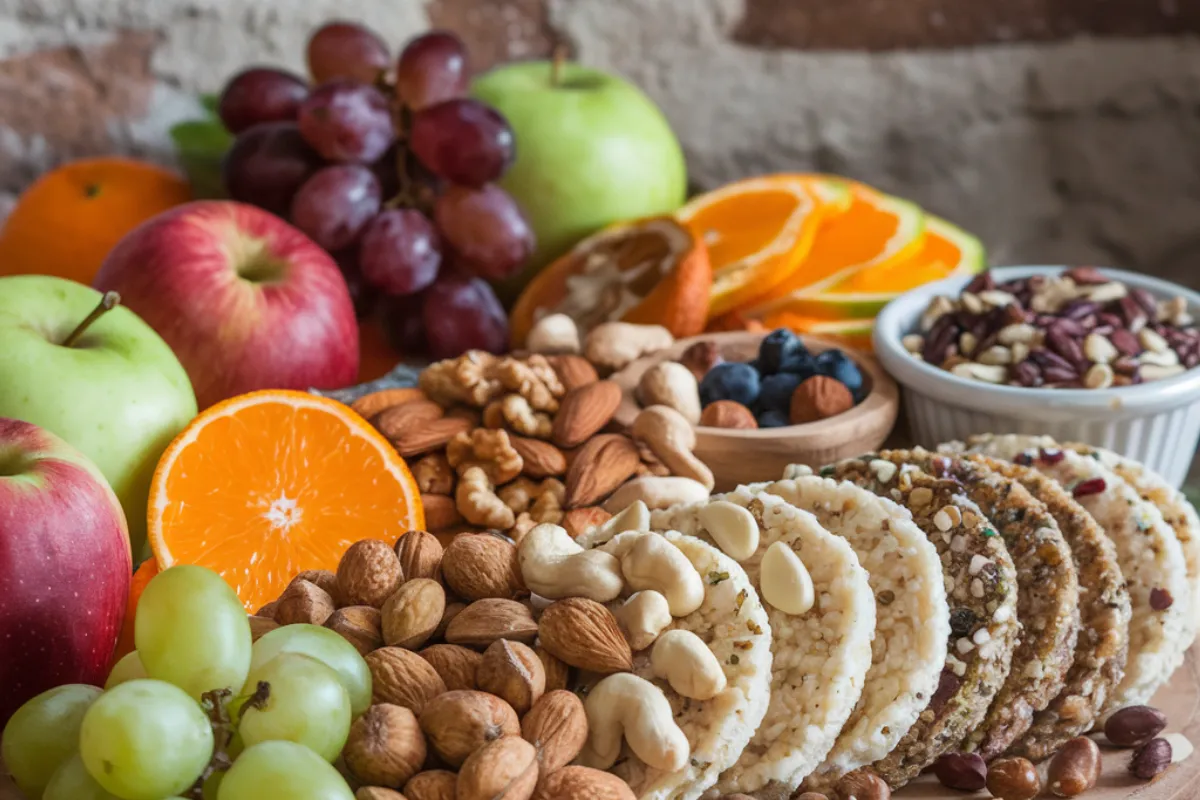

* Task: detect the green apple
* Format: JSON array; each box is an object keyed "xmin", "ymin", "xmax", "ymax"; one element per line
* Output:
[
  {"xmin": 0, "ymin": 276, "xmax": 197, "ymax": 557},
  {"xmin": 471, "ymin": 59, "xmax": 687, "ymax": 299}
]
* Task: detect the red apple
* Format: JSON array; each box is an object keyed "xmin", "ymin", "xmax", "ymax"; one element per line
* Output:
[
  {"xmin": 0, "ymin": 418, "xmax": 131, "ymax": 724},
  {"xmin": 93, "ymin": 200, "xmax": 359, "ymax": 408}
]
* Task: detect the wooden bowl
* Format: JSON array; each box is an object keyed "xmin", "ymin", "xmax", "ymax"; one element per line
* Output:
[{"xmin": 612, "ymin": 331, "xmax": 900, "ymax": 492}]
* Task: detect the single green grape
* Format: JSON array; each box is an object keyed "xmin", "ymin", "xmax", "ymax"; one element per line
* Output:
[
  {"xmin": 135, "ymin": 564, "xmax": 252, "ymax": 699},
  {"xmin": 237, "ymin": 653, "xmax": 351, "ymax": 761},
  {"xmin": 217, "ymin": 740, "xmax": 354, "ymax": 800},
  {"xmin": 42, "ymin": 753, "xmax": 122, "ymax": 800},
  {"xmin": 1, "ymin": 683, "xmax": 101, "ymax": 797},
  {"xmin": 105, "ymin": 651, "xmax": 148, "ymax": 689},
  {"xmin": 78, "ymin": 679, "xmax": 214, "ymax": 800},
  {"xmin": 248, "ymin": 624, "xmax": 371, "ymax": 716}
]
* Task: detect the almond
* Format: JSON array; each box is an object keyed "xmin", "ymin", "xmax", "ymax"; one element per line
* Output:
[
  {"xmin": 535, "ymin": 645, "xmax": 570, "ymax": 692},
  {"xmin": 457, "ymin": 736, "xmax": 538, "ymax": 800},
  {"xmin": 351, "ymin": 387, "xmax": 427, "ymax": 420},
  {"xmin": 325, "ymin": 605, "xmax": 383, "ymax": 656},
  {"xmin": 395, "ymin": 530, "xmax": 444, "ymax": 583},
  {"xmin": 365, "ymin": 647, "xmax": 448, "ymax": 714},
  {"xmin": 404, "ymin": 770, "xmax": 456, "ymax": 800},
  {"xmin": 382, "ymin": 578, "xmax": 446, "ymax": 649},
  {"xmin": 521, "ymin": 690, "xmax": 588, "ymax": 774},
  {"xmin": 338, "ymin": 540, "xmax": 404, "ymax": 608},
  {"xmin": 392, "ymin": 417, "xmax": 473, "ymax": 458},
  {"xmin": 562, "ymin": 507, "xmax": 612, "ymax": 539},
  {"xmin": 699, "ymin": 400, "xmax": 758, "ymax": 429},
  {"xmin": 376, "ymin": 399, "xmax": 445, "ymax": 440},
  {"xmin": 445, "ymin": 599, "xmax": 539, "ymax": 648},
  {"xmin": 441, "ymin": 533, "xmax": 525, "ymax": 601},
  {"xmin": 538, "ymin": 598, "xmax": 632, "ymax": 673},
  {"xmin": 510, "ymin": 436, "xmax": 568, "ymax": 478},
  {"xmin": 436, "ymin": 601, "xmax": 466, "ymax": 640},
  {"xmin": 477, "ymin": 640, "xmax": 545, "ymax": 715},
  {"xmin": 548, "ymin": 354, "xmax": 599, "ymax": 392},
  {"xmin": 420, "ymin": 494, "xmax": 463, "ymax": 532},
  {"xmin": 418, "ymin": 644, "xmax": 483, "ymax": 691},
  {"xmin": 418, "ymin": 689, "xmax": 520, "ymax": 767},
  {"xmin": 532, "ymin": 766, "xmax": 635, "ymax": 800},
  {"xmin": 275, "ymin": 579, "xmax": 335, "ymax": 626},
  {"xmin": 552, "ymin": 381, "xmax": 623, "ymax": 448},
  {"xmin": 564, "ymin": 434, "xmax": 640, "ymax": 509}
]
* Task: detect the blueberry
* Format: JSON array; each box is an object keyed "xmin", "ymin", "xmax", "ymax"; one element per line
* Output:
[
  {"xmin": 699, "ymin": 362, "xmax": 761, "ymax": 408},
  {"xmin": 757, "ymin": 409, "xmax": 791, "ymax": 428},
  {"xmin": 779, "ymin": 351, "xmax": 819, "ymax": 380},
  {"xmin": 758, "ymin": 328, "xmax": 807, "ymax": 374},
  {"xmin": 816, "ymin": 349, "xmax": 864, "ymax": 396},
  {"xmin": 756, "ymin": 372, "xmax": 803, "ymax": 413}
]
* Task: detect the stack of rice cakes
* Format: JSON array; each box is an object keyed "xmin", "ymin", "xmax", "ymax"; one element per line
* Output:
[{"xmin": 605, "ymin": 437, "xmax": 1199, "ymax": 799}]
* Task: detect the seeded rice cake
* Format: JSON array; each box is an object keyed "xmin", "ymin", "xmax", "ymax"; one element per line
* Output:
[
  {"xmin": 652, "ymin": 491, "xmax": 876, "ymax": 798},
  {"xmin": 825, "ymin": 457, "xmax": 1020, "ymax": 786},
  {"xmin": 964, "ymin": 454, "xmax": 1131, "ymax": 760},
  {"xmin": 737, "ymin": 475, "xmax": 950, "ymax": 788},
  {"xmin": 874, "ymin": 449, "xmax": 1080, "ymax": 761},
  {"xmin": 574, "ymin": 529, "xmax": 774, "ymax": 800},
  {"xmin": 955, "ymin": 435, "xmax": 1193, "ymax": 710}
]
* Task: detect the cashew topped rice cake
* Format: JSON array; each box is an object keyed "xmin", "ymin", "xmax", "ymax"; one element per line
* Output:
[
  {"xmin": 953, "ymin": 434, "xmax": 1193, "ymax": 710},
  {"xmin": 575, "ymin": 527, "xmax": 774, "ymax": 800},
  {"xmin": 826, "ymin": 457, "xmax": 1020, "ymax": 787},
  {"xmin": 873, "ymin": 449, "xmax": 1080, "ymax": 761},
  {"xmin": 652, "ymin": 491, "xmax": 876, "ymax": 798},
  {"xmin": 736, "ymin": 474, "xmax": 949, "ymax": 789},
  {"xmin": 965, "ymin": 453, "xmax": 1131, "ymax": 761}
]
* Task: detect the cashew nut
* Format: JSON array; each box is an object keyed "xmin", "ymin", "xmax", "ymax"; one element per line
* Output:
[
  {"xmin": 603, "ymin": 476, "xmax": 711, "ymax": 513},
  {"xmin": 650, "ymin": 629, "xmax": 727, "ymax": 700},
  {"xmin": 637, "ymin": 362, "xmax": 702, "ymax": 424},
  {"xmin": 579, "ymin": 672, "xmax": 690, "ymax": 772},
  {"xmin": 614, "ymin": 590, "xmax": 672, "ymax": 651},
  {"xmin": 593, "ymin": 501, "xmax": 651, "ymax": 537},
  {"xmin": 632, "ymin": 405, "xmax": 715, "ymax": 490},
  {"xmin": 601, "ymin": 532, "xmax": 704, "ymax": 616},
  {"xmin": 526, "ymin": 313, "xmax": 580, "ymax": 355},
  {"xmin": 760, "ymin": 541, "xmax": 815, "ymax": 615},
  {"xmin": 583, "ymin": 322, "xmax": 674, "ymax": 374},
  {"xmin": 518, "ymin": 523, "xmax": 624, "ymax": 603},
  {"xmin": 696, "ymin": 500, "xmax": 760, "ymax": 562}
]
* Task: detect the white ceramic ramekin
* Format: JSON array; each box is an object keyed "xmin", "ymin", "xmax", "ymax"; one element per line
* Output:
[{"xmin": 874, "ymin": 266, "xmax": 1200, "ymax": 487}]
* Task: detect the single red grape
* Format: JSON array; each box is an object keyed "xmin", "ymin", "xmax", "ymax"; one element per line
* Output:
[
  {"xmin": 433, "ymin": 184, "xmax": 534, "ymax": 280},
  {"xmin": 222, "ymin": 121, "xmax": 322, "ymax": 216},
  {"xmin": 298, "ymin": 80, "xmax": 395, "ymax": 163},
  {"xmin": 409, "ymin": 99, "xmax": 514, "ymax": 187},
  {"xmin": 359, "ymin": 208, "xmax": 442, "ymax": 296},
  {"xmin": 307, "ymin": 21, "xmax": 391, "ymax": 84},
  {"xmin": 290, "ymin": 164, "xmax": 382, "ymax": 251},
  {"xmin": 332, "ymin": 247, "xmax": 378, "ymax": 320},
  {"xmin": 379, "ymin": 292, "xmax": 429, "ymax": 356},
  {"xmin": 217, "ymin": 67, "xmax": 309, "ymax": 133},
  {"xmin": 395, "ymin": 30, "xmax": 468, "ymax": 110},
  {"xmin": 421, "ymin": 272, "xmax": 509, "ymax": 358}
]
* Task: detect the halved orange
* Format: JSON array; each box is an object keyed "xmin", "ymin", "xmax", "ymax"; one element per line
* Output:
[
  {"xmin": 509, "ymin": 216, "xmax": 712, "ymax": 347},
  {"xmin": 112, "ymin": 558, "xmax": 161, "ymax": 665},
  {"xmin": 758, "ymin": 312, "xmax": 876, "ymax": 352},
  {"xmin": 148, "ymin": 390, "xmax": 424, "ymax": 611},
  {"xmin": 676, "ymin": 176, "xmax": 843, "ymax": 318},
  {"xmin": 741, "ymin": 181, "xmax": 926, "ymax": 317}
]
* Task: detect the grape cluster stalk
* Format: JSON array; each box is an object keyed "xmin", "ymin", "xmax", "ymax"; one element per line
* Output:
[{"xmin": 218, "ymin": 22, "xmax": 531, "ymax": 359}]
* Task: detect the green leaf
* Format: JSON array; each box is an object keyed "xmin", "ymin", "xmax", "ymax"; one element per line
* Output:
[
  {"xmin": 169, "ymin": 117, "xmax": 232, "ymax": 201},
  {"xmin": 200, "ymin": 93, "xmax": 221, "ymax": 117},
  {"xmin": 1185, "ymin": 486, "xmax": 1200, "ymax": 509}
]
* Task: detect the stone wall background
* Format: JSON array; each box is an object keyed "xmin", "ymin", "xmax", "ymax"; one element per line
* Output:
[{"xmin": 1, "ymin": 0, "xmax": 1199, "ymax": 287}]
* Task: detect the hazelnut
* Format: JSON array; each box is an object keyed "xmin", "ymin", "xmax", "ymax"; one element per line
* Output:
[
  {"xmin": 435, "ymin": 601, "xmax": 465, "ymax": 640},
  {"xmin": 987, "ymin": 756, "xmax": 1041, "ymax": 800},
  {"xmin": 456, "ymin": 736, "xmax": 538, "ymax": 800},
  {"xmin": 396, "ymin": 530, "xmax": 444, "ymax": 582},
  {"xmin": 933, "ymin": 752, "xmax": 986, "ymax": 791},
  {"xmin": 1047, "ymin": 736, "xmax": 1101, "ymax": 797},
  {"xmin": 404, "ymin": 770, "xmax": 456, "ymax": 800},
  {"xmin": 678, "ymin": 340, "xmax": 723, "ymax": 380},
  {"xmin": 248, "ymin": 615, "xmax": 279, "ymax": 642},
  {"xmin": 1129, "ymin": 737, "xmax": 1172, "ymax": 780},
  {"xmin": 382, "ymin": 578, "xmax": 446, "ymax": 650},
  {"xmin": 789, "ymin": 375, "xmax": 855, "ymax": 424},
  {"xmin": 441, "ymin": 533, "xmax": 525, "ymax": 601},
  {"xmin": 338, "ymin": 540, "xmax": 405, "ymax": 608},
  {"xmin": 274, "ymin": 579, "xmax": 335, "ymax": 626},
  {"xmin": 835, "ymin": 769, "xmax": 890, "ymax": 800},
  {"xmin": 1105, "ymin": 704, "xmax": 1168, "ymax": 747},
  {"xmin": 418, "ymin": 644, "xmax": 483, "ymax": 692},
  {"xmin": 343, "ymin": 703, "xmax": 426, "ymax": 787},
  {"xmin": 699, "ymin": 400, "xmax": 758, "ymax": 429},
  {"xmin": 418, "ymin": 689, "xmax": 520, "ymax": 767},
  {"xmin": 255, "ymin": 599, "xmax": 279, "ymax": 619},
  {"xmin": 477, "ymin": 640, "xmax": 546, "ymax": 715},
  {"xmin": 326, "ymin": 605, "xmax": 384, "ymax": 656}
]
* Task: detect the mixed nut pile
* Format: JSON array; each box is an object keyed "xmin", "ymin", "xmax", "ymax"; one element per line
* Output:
[{"xmin": 904, "ymin": 267, "xmax": 1199, "ymax": 388}]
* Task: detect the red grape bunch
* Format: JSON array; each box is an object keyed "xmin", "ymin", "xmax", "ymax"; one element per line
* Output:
[{"xmin": 217, "ymin": 22, "xmax": 529, "ymax": 359}]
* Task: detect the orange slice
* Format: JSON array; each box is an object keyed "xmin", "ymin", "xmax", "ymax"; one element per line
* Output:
[
  {"xmin": 676, "ymin": 176, "xmax": 839, "ymax": 318},
  {"xmin": 741, "ymin": 181, "xmax": 925, "ymax": 317},
  {"xmin": 148, "ymin": 390, "xmax": 423, "ymax": 611},
  {"xmin": 112, "ymin": 558, "xmax": 161, "ymax": 665},
  {"xmin": 759, "ymin": 312, "xmax": 876, "ymax": 352}
]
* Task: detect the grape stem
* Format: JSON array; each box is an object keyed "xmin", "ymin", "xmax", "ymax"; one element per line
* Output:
[
  {"xmin": 184, "ymin": 683, "xmax": 272, "ymax": 798},
  {"xmin": 61, "ymin": 291, "xmax": 120, "ymax": 347}
]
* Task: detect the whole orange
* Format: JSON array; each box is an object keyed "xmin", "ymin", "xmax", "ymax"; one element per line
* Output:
[{"xmin": 0, "ymin": 157, "xmax": 192, "ymax": 283}]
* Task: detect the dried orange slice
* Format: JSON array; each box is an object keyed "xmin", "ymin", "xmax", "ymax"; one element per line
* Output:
[
  {"xmin": 510, "ymin": 216, "xmax": 711, "ymax": 347},
  {"xmin": 148, "ymin": 390, "xmax": 423, "ymax": 611},
  {"xmin": 676, "ymin": 176, "xmax": 841, "ymax": 318}
]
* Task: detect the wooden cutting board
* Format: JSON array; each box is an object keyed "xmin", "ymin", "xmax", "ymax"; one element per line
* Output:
[{"xmin": 3, "ymin": 647, "xmax": 1199, "ymax": 798}]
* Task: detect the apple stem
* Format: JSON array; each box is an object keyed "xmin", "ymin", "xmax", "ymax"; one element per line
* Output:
[
  {"xmin": 551, "ymin": 44, "xmax": 568, "ymax": 86},
  {"xmin": 62, "ymin": 291, "xmax": 121, "ymax": 347}
]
